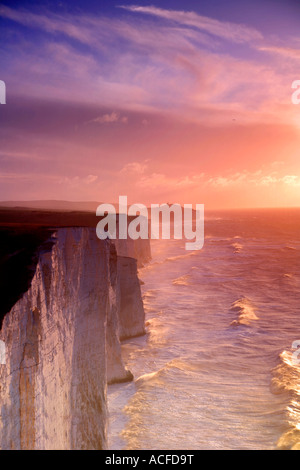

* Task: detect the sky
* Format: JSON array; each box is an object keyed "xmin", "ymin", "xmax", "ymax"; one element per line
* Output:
[{"xmin": 0, "ymin": 0, "xmax": 300, "ymax": 209}]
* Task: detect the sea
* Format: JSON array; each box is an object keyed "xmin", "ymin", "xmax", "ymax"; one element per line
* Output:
[{"xmin": 108, "ymin": 208, "xmax": 300, "ymax": 450}]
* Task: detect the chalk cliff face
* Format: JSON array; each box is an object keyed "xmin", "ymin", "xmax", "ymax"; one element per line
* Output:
[
  {"xmin": 114, "ymin": 236, "xmax": 151, "ymax": 267},
  {"xmin": 0, "ymin": 227, "xmax": 150, "ymax": 450},
  {"xmin": 118, "ymin": 256, "xmax": 145, "ymax": 341},
  {"xmin": 106, "ymin": 243, "xmax": 134, "ymax": 385}
]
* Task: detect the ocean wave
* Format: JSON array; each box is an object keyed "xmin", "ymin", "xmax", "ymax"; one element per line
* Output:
[
  {"xmin": 135, "ymin": 370, "xmax": 162, "ymax": 385},
  {"xmin": 135, "ymin": 358, "xmax": 201, "ymax": 387},
  {"xmin": 271, "ymin": 349, "xmax": 300, "ymax": 450},
  {"xmin": 231, "ymin": 242, "xmax": 243, "ymax": 253},
  {"xmin": 210, "ymin": 237, "xmax": 232, "ymax": 243},
  {"xmin": 163, "ymin": 252, "xmax": 199, "ymax": 264},
  {"xmin": 172, "ymin": 274, "xmax": 191, "ymax": 286},
  {"xmin": 229, "ymin": 297, "xmax": 258, "ymax": 326},
  {"xmin": 143, "ymin": 289, "xmax": 158, "ymax": 300},
  {"xmin": 143, "ymin": 251, "xmax": 199, "ymax": 269},
  {"xmin": 165, "ymin": 357, "xmax": 202, "ymax": 373}
]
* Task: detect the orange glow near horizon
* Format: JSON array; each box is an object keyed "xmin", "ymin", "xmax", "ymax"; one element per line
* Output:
[{"xmin": 1, "ymin": 2, "xmax": 300, "ymax": 209}]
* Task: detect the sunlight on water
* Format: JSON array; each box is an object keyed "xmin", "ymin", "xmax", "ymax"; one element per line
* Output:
[{"xmin": 108, "ymin": 209, "xmax": 300, "ymax": 450}]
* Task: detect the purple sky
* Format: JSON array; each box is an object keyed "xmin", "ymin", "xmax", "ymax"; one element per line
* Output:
[{"xmin": 0, "ymin": 1, "xmax": 300, "ymax": 208}]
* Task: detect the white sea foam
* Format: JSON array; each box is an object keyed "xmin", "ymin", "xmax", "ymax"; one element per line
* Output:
[
  {"xmin": 108, "ymin": 210, "xmax": 300, "ymax": 450},
  {"xmin": 229, "ymin": 297, "xmax": 258, "ymax": 326}
]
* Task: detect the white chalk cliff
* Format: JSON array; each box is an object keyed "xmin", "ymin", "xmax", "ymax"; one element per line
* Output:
[{"xmin": 0, "ymin": 227, "xmax": 150, "ymax": 450}]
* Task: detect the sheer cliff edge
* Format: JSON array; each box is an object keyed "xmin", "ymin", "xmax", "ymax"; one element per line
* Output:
[{"xmin": 0, "ymin": 208, "xmax": 151, "ymax": 450}]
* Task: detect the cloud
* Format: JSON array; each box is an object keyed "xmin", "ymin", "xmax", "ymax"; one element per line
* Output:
[
  {"xmin": 59, "ymin": 174, "xmax": 98, "ymax": 185},
  {"xmin": 0, "ymin": 172, "xmax": 33, "ymax": 180},
  {"xmin": 0, "ymin": 4, "xmax": 218, "ymax": 54},
  {"xmin": 0, "ymin": 150, "xmax": 37, "ymax": 160},
  {"xmin": 281, "ymin": 175, "xmax": 300, "ymax": 187},
  {"xmin": 119, "ymin": 161, "xmax": 205, "ymax": 190},
  {"xmin": 119, "ymin": 5, "xmax": 263, "ymax": 44},
  {"xmin": 120, "ymin": 161, "xmax": 148, "ymax": 175},
  {"xmin": 0, "ymin": 5, "xmax": 94, "ymax": 44},
  {"xmin": 258, "ymin": 45, "xmax": 300, "ymax": 60},
  {"xmin": 1, "ymin": 3, "xmax": 299, "ymax": 129},
  {"xmin": 116, "ymin": 163, "xmax": 300, "ymax": 200},
  {"xmin": 207, "ymin": 171, "xmax": 300, "ymax": 188},
  {"xmin": 137, "ymin": 173, "xmax": 205, "ymax": 190},
  {"xmin": 84, "ymin": 174, "xmax": 98, "ymax": 184},
  {"xmin": 88, "ymin": 112, "xmax": 128, "ymax": 124}
]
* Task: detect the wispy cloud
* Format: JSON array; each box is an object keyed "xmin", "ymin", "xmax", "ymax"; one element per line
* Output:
[
  {"xmin": 119, "ymin": 160, "xmax": 205, "ymax": 190},
  {"xmin": 120, "ymin": 161, "xmax": 149, "ymax": 175},
  {"xmin": 258, "ymin": 45, "xmax": 300, "ymax": 60},
  {"xmin": 207, "ymin": 171, "xmax": 300, "ymax": 188},
  {"xmin": 59, "ymin": 174, "xmax": 98, "ymax": 185},
  {"xmin": 0, "ymin": 150, "xmax": 37, "ymax": 160},
  {"xmin": 0, "ymin": 5, "xmax": 94, "ymax": 44},
  {"xmin": 1, "ymin": 3, "xmax": 300, "ymax": 207},
  {"xmin": 119, "ymin": 5, "xmax": 263, "ymax": 44},
  {"xmin": 1, "ymin": 4, "xmax": 298, "ymax": 127},
  {"xmin": 88, "ymin": 112, "xmax": 128, "ymax": 124},
  {"xmin": 116, "ymin": 161, "xmax": 300, "ymax": 205}
]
